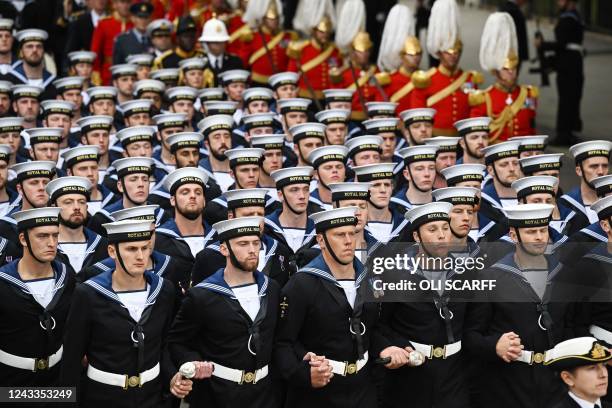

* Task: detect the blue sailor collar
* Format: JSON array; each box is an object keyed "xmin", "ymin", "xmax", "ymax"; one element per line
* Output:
[
  {"xmin": 390, "ymin": 187, "xmax": 412, "ymax": 210},
  {"xmin": 0, "ymin": 259, "xmax": 67, "ymax": 298},
  {"xmin": 58, "ymin": 228, "xmax": 103, "ymax": 256},
  {"xmin": 10, "ymin": 60, "xmax": 56, "ymax": 88},
  {"xmin": 498, "ymin": 227, "xmax": 568, "ymax": 252},
  {"xmin": 309, "ymin": 188, "xmax": 332, "ymax": 209},
  {"xmin": 492, "ymin": 251, "xmax": 562, "ymax": 281},
  {"xmin": 265, "ymin": 209, "xmax": 316, "ymax": 241},
  {"xmin": 157, "ymin": 217, "xmax": 214, "ymax": 245},
  {"xmin": 197, "ymin": 157, "xmax": 214, "ymax": 173},
  {"xmin": 481, "ymin": 181, "xmax": 503, "ymax": 210},
  {"xmin": 583, "ymin": 242, "xmax": 612, "ymax": 264},
  {"xmin": 85, "ymin": 269, "xmax": 164, "ymax": 310},
  {"xmin": 580, "ymin": 221, "xmax": 607, "ymax": 242},
  {"xmin": 449, "ymin": 237, "xmax": 481, "ymax": 259},
  {"xmin": 298, "ymin": 253, "xmax": 367, "ymax": 288},
  {"xmin": 560, "ymin": 187, "xmax": 588, "ymax": 218},
  {"xmin": 195, "ymin": 267, "xmax": 269, "ymax": 298},
  {"xmin": 91, "ymin": 250, "xmax": 171, "ymax": 277}
]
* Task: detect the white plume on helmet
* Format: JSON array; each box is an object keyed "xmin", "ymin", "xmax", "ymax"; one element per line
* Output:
[
  {"xmin": 479, "ymin": 12, "xmax": 518, "ymax": 72},
  {"xmin": 292, "ymin": 0, "xmax": 336, "ymax": 35},
  {"xmin": 377, "ymin": 3, "xmax": 415, "ymax": 71},
  {"xmin": 242, "ymin": 0, "xmax": 284, "ymax": 28},
  {"xmin": 426, "ymin": 0, "xmax": 461, "ymax": 58},
  {"xmin": 335, "ymin": 0, "xmax": 366, "ymax": 52}
]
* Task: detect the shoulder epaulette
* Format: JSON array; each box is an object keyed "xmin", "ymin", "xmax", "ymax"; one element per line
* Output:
[
  {"xmin": 287, "ymin": 40, "xmax": 309, "ymax": 59},
  {"xmin": 239, "ymin": 26, "xmax": 253, "ymax": 42},
  {"xmin": 287, "ymin": 30, "xmax": 299, "ymax": 41},
  {"xmin": 527, "ymin": 85, "xmax": 539, "ymax": 98},
  {"xmin": 152, "ymin": 50, "xmax": 173, "ymax": 70},
  {"xmin": 468, "ymin": 90, "xmax": 486, "ymax": 106},
  {"xmin": 412, "ymin": 70, "xmax": 432, "ymax": 89},
  {"xmin": 375, "ymin": 71, "xmax": 391, "ymax": 86},
  {"xmin": 470, "ymin": 70, "xmax": 484, "ymax": 85}
]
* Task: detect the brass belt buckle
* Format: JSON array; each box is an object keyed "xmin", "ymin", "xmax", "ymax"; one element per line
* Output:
[
  {"xmin": 345, "ymin": 362, "xmax": 357, "ymax": 375},
  {"xmin": 34, "ymin": 357, "xmax": 49, "ymax": 371},
  {"xmin": 432, "ymin": 346, "xmax": 445, "ymax": 359},
  {"xmin": 532, "ymin": 352, "xmax": 545, "ymax": 364},
  {"xmin": 241, "ymin": 371, "xmax": 255, "ymax": 384},
  {"xmin": 124, "ymin": 374, "xmax": 141, "ymax": 389}
]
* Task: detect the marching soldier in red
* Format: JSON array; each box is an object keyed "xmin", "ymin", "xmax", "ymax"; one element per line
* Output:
[
  {"xmin": 377, "ymin": 4, "xmax": 423, "ymax": 116},
  {"xmin": 226, "ymin": 0, "xmax": 250, "ymax": 64},
  {"xmin": 469, "ymin": 12, "xmax": 538, "ymax": 143},
  {"xmin": 90, "ymin": 0, "xmax": 133, "ymax": 86},
  {"xmin": 287, "ymin": 0, "xmax": 342, "ymax": 101},
  {"xmin": 241, "ymin": 0, "xmax": 296, "ymax": 87},
  {"xmin": 409, "ymin": 0, "xmax": 483, "ymax": 136}
]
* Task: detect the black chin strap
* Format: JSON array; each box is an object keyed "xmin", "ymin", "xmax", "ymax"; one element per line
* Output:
[
  {"xmin": 322, "ymin": 231, "xmax": 351, "ymax": 266},
  {"xmin": 24, "ymin": 230, "xmax": 47, "ymax": 264},
  {"xmin": 579, "ymin": 162, "xmax": 597, "ymax": 191},
  {"xmin": 492, "ymin": 163, "xmax": 513, "ymax": 188},
  {"xmin": 416, "ymin": 230, "xmax": 437, "ymax": 258},
  {"xmin": 407, "ymin": 166, "xmax": 431, "ymax": 193},
  {"xmin": 226, "ymin": 241, "xmax": 250, "ymax": 271},
  {"xmin": 121, "ymin": 176, "xmax": 142, "ymax": 206},
  {"xmin": 463, "ymin": 136, "xmax": 480, "ymax": 160},
  {"xmin": 296, "ymin": 145, "xmax": 310, "ymax": 166},
  {"xmin": 406, "ymin": 127, "xmax": 419, "ymax": 146},
  {"xmin": 115, "ymin": 243, "xmax": 136, "ymax": 277},
  {"xmin": 515, "ymin": 229, "xmax": 544, "ymax": 257},
  {"xmin": 282, "ymin": 186, "xmax": 307, "ymax": 215},
  {"xmin": 367, "ymin": 197, "xmax": 385, "ymax": 210},
  {"xmin": 20, "ymin": 184, "xmax": 38, "ymax": 209}
]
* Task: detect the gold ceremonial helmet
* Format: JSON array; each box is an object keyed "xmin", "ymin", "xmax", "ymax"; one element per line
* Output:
[
  {"xmin": 503, "ymin": 51, "xmax": 519, "ymax": 70},
  {"xmin": 352, "ymin": 32, "xmax": 373, "ymax": 53},
  {"xmin": 401, "ymin": 36, "xmax": 422, "ymax": 56},
  {"xmin": 265, "ymin": 0, "xmax": 279, "ymax": 19},
  {"xmin": 445, "ymin": 39, "xmax": 463, "ymax": 55},
  {"xmin": 316, "ymin": 15, "xmax": 332, "ymax": 33}
]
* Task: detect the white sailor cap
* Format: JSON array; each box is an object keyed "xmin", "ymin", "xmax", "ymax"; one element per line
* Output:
[
  {"xmin": 277, "ymin": 98, "xmax": 311, "ymax": 114},
  {"xmin": 116, "ymin": 126, "xmax": 156, "ymax": 147},
  {"xmin": 225, "ymin": 147, "xmax": 264, "ymax": 168},
  {"xmin": 440, "ymin": 164, "xmax": 486, "ymax": 186},
  {"xmin": 268, "ymin": 71, "xmax": 299, "ymax": 89},
  {"xmin": 179, "ymin": 57, "xmax": 207, "ymax": 71},
  {"xmin": 454, "ymin": 117, "xmax": 492, "ymax": 136},
  {"xmin": 13, "ymin": 207, "xmax": 60, "ymax": 231},
  {"xmin": 15, "ymin": 28, "xmax": 48, "ymax": 44},
  {"xmin": 165, "ymin": 86, "xmax": 198, "ymax": 102},
  {"xmin": 26, "ymin": 127, "xmax": 63, "ymax": 145},
  {"xmin": 198, "ymin": 87, "xmax": 225, "ymax": 102},
  {"xmin": 146, "ymin": 18, "xmax": 173, "ymax": 37},
  {"xmin": 519, "ymin": 153, "xmax": 564, "ymax": 175},
  {"xmin": 309, "ymin": 207, "xmax": 358, "ymax": 233},
  {"xmin": 315, "ymin": 109, "xmax": 350, "ymax": 125},
  {"xmin": 404, "ymin": 202, "xmax": 453, "ymax": 230},
  {"xmin": 224, "ymin": 188, "xmax": 268, "ymax": 209},
  {"xmin": 424, "ymin": 136, "xmax": 461, "ymax": 153},
  {"xmin": 242, "ymin": 87, "xmax": 274, "ymax": 104},
  {"xmin": 329, "ymin": 182, "xmax": 370, "ymax": 202},
  {"xmin": 126, "ymin": 53, "xmax": 154, "ymax": 67},
  {"xmin": 352, "ymin": 163, "xmax": 395, "ymax": 182},
  {"xmin": 110, "ymin": 63, "xmax": 137, "ymax": 78},
  {"xmin": 289, "ymin": 122, "xmax": 326, "ymax": 144},
  {"xmin": 167, "ymin": 132, "xmax": 204, "ymax": 153},
  {"xmin": 150, "ymin": 68, "xmax": 180, "ymax": 83},
  {"xmin": 509, "ymin": 135, "xmax": 549, "ymax": 153},
  {"xmin": 511, "ymin": 176, "xmax": 558, "ymax": 200},
  {"xmin": 46, "ymin": 176, "xmax": 92, "ymax": 202},
  {"xmin": 11, "ymin": 161, "xmax": 56, "ymax": 182},
  {"xmin": 569, "ymin": 140, "xmax": 612, "ymax": 164},
  {"xmin": 163, "ymin": 167, "xmax": 209, "ymax": 194},
  {"xmin": 134, "ymin": 79, "xmax": 165, "ymax": 96},
  {"xmin": 11, "ymin": 84, "xmax": 42, "ymax": 99},
  {"xmin": 218, "ymin": 69, "xmax": 250, "ymax": 85},
  {"xmin": 119, "ymin": 99, "xmax": 152, "ymax": 116},
  {"xmin": 203, "ymin": 100, "xmax": 238, "ymax": 115},
  {"xmin": 543, "ymin": 337, "xmax": 612, "ymax": 371},
  {"xmin": 399, "ymin": 108, "xmax": 436, "ymax": 125},
  {"xmin": 399, "ymin": 145, "xmax": 439, "ymax": 164},
  {"xmin": 505, "ymin": 203, "xmax": 554, "ymax": 228},
  {"xmin": 0, "ymin": 18, "xmax": 14, "ymax": 31},
  {"xmin": 113, "ymin": 157, "xmax": 155, "ymax": 178},
  {"xmin": 365, "ymin": 102, "xmax": 398, "ymax": 118},
  {"xmin": 345, "ymin": 135, "xmax": 382, "ymax": 158},
  {"xmin": 213, "ymin": 216, "xmax": 262, "ymax": 242},
  {"xmin": 250, "ymin": 134, "xmax": 285, "ymax": 150},
  {"xmin": 197, "ymin": 114, "xmax": 234, "ymax": 136},
  {"xmin": 0, "ymin": 117, "xmax": 23, "ymax": 133},
  {"xmin": 152, "ymin": 112, "xmax": 187, "ymax": 130},
  {"xmin": 308, "ymin": 145, "xmax": 348, "ymax": 168},
  {"xmin": 53, "ymin": 76, "xmax": 84, "ymax": 93},
  {"xmin": 86, "ymin": 86, "xmax": 117, "ymax": 103},
  {"xmin": 77, "ymin": 115, "xmax": 113, "ymax": 134},
  {"xmin": 111, "ymin": 205, "xmax": 159, "ymax": 222},
  {"xmin": 41, "ymin": 100, "xmax": 75, "ymax": 117},
  {"xmin": 0, "ymin": 80, "xmax": 11, "ymax": 94},
  {"xmin": 591, "ymin": 196, "xmax": 612, "ymax": 221},
  {"xmin": 62, "ymin": 145, "xmax": 100, "ymax": 168},
  {"xmin": 432, "ymin": 187, "xmax": 479, "ymax": 206},
  {"xmin": 103, "ymin": 219, "xmax": 155, "ymax": 243},
  {"xmin": 362, "ymin": 118, "xmax": 399, "ymax": 134},
  {"xmin": 0, "ymin": 144, "xmax": 11, "ymax": 162},
  {"xmin": 68, "ymin": 50, "xmax": 97, "ymax": 64},
  {"xmin": 591, "ymin": 175, "xmax": 612, "ymax": 198},
  {"xmin": 243, "ymin": 112, "xmax": 275, "ymax": 131},
  {"xmin": 482, "ymin": 140, "xmax": 521, "ymax": 165},
  {"xmin": 270, "ymin": 166, "xmax": 313, "ymax": 189},
  {"xmin": 322, "ymin": 89, "xmax": 354, "ymax": 103}
]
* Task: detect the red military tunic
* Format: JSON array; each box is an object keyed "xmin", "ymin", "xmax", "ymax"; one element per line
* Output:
[
  {"xmin": 287, "ymin": 40, "xmax": 342, "ymax": 100},
  {"xmin": 469, "ymin": 84, "xmax": 538, "ymax": 143},
  {"xmin": 332, "ymin": 64, "xmax": 385, "ymax": 121},
  {"xmin": 410, "ymin": 66, "xmax": 483, "ymax": 135},
  {"xmin": 244, "ymin": 27, "xmax": 295, "ymax": 85},
  {"xmin": 379, "ymin": 67, "xmax": 416, "ymax": 115},
  {"xmin": 90, "ymin": 13, "xmax": 132, "ymax": 85},
  {"xmin": 168, "ymin": 1, "xmax": 229, "ymax": 32},
  {"xmin": 226, "ymin": 11, "xmax": 250, "ymax": 66}
]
